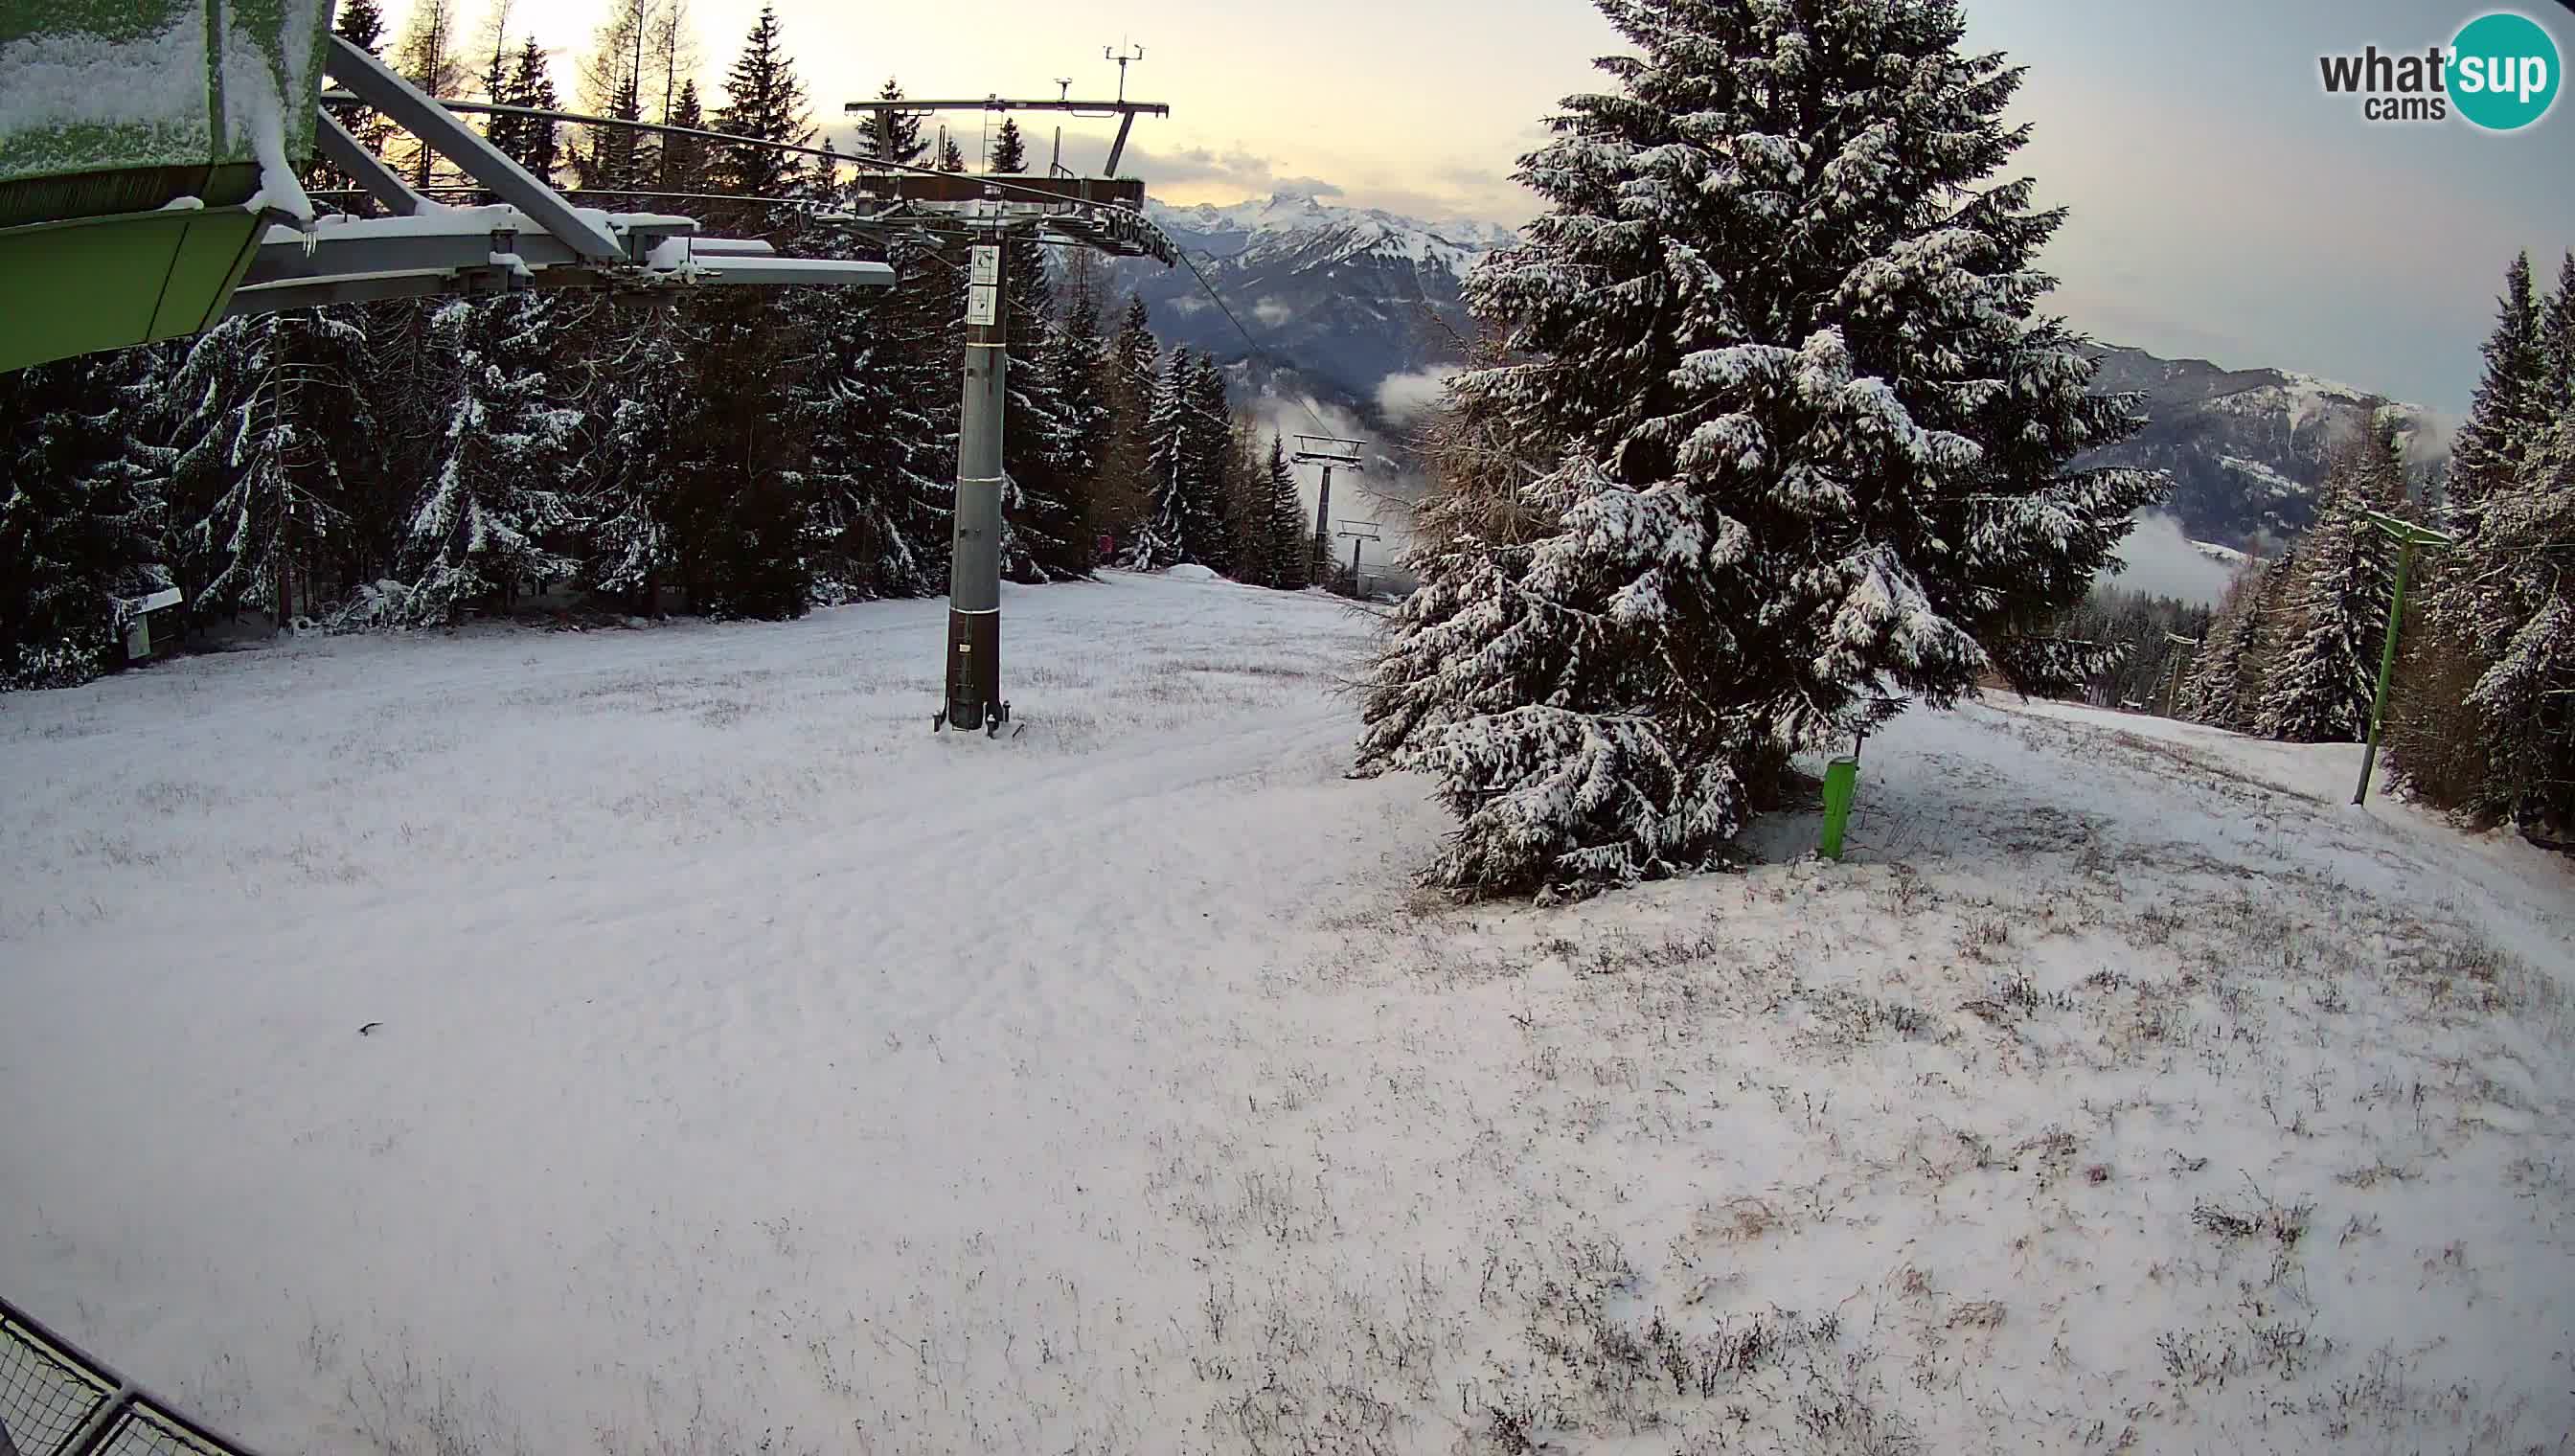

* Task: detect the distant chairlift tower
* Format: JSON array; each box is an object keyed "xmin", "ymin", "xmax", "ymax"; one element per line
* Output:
[
  {"xmin": 1334, "ymin": 519, "xmax": 1382, "ymax": 601},
  {"xmin": 838, "ymin": 78, "xmax": 1176, "ymax": 738},
  {"xmin": 1292, "ymin": 435, "xmax": 1365, "ymax": 588}
]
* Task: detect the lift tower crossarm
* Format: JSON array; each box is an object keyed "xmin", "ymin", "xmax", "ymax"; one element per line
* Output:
[{"xmin": 838, "ymin": 97, "xmax": 1170, "ymax": 175}]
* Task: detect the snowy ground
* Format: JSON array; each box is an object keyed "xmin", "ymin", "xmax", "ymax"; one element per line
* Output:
[{"xmin": 3, "ymin": 572, "xmax": 2570, "ymax": 1456}]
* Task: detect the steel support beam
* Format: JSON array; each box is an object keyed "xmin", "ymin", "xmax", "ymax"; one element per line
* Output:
[
  {"xmin": 243, "ymin": 214, "xmax": 576, "ymax": 285},
  {"xmin": 321, "ymin": 34, "xmax": 627, "ymax": 261},
  {"xmin": 228, "ymin": 269, "xmax": 532, "ymax": 315},
  {"xmin": 688, "ymin": 256, "xmax": 895, "ymax": 287},
  {"xmin": 228, "ymin": 254, "xmax": 889, "ymax": 317},
  {"xmin": 1105, "ymin": 111, "xmax": 1138, "ymax": 175},
  {"xmin": 244, "ymin": 216, "xmax": 816, "ymax": 289},
  {"xmin": 314, "ymin": 113, "xmax": 428, "ymax": 216}
]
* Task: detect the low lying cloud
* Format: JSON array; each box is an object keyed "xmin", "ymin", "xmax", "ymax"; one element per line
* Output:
[
  {"xmin": 2103, "ymin": 511, "xmax": 2240, "ymax": 605},
  {"xmin": 1252, "ymin": 297, "xmax": 1293, "ymax": 327},
  {"xmin": 1376, "ymin": 366, "xmax": 1463, "ymax": 424},
  {"xmin": 2398, "ymin": 406, "xmax": 2462, "ymax": 469}
]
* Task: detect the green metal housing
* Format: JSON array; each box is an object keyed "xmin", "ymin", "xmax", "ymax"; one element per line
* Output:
[{"xmin": 0, "ymin": 0, "xmax": 330, "ymax": 372}]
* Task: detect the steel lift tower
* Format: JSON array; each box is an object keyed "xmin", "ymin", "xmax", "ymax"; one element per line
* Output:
[
  {"xmin": 836, "ymin": 84, "xmax": 1177, "ymax": 737},
  {"xmin": 1291, "ymin": 435, "xmax": 1366, "ymax": 585}
]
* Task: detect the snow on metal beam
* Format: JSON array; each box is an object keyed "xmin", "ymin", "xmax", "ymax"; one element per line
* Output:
[
  {"xmin": 229, "ymin": 205, "xmax": 889, "ymax": 317},
  {"xmin": 682, "ymin": 256, "xmax": 897, "ymax": 288}
]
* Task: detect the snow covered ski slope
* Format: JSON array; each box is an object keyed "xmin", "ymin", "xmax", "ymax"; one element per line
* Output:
[{"xmin": 2, "ymin": 572, "xmax": 2568, "ymax": 1454}]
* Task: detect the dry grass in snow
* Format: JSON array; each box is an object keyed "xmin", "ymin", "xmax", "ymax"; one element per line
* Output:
[{"xmin": 2, "ymin": 571, "xmax": 2569, "ymax": 1454}]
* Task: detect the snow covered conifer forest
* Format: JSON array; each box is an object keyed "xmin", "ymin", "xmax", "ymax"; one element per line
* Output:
[
  {"xmin": 0, "ymin": 0, "xmax": 1304, "ymax": 688},
  {"xmin": 2177, "ymin": 250, "xmax": 2575, "ymax": 834}
]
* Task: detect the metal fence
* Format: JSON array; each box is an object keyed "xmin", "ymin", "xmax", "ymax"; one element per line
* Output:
[{"xmin": 1, "ymin": 1296, "xmax": 260, "ymax": 1456}]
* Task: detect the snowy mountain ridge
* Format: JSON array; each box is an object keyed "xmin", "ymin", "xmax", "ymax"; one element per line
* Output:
[
  {"xmin": 2084, "ymin": 346, "xmax": 2457, "ymax": 549},
  {"xmin": 1143, "ymin": 190, "xmax": 1521, "ymax": 274},
  {"xmin": 1115, "ymin": 190, "xmax": 1517, "ymax": 415},
  {"xmin": 1119, "ymin": 196, "xmax": 2450, "ymax": 553}
]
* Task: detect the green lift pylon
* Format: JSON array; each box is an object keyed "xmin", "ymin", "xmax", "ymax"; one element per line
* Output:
[{"xmin": 2352, "ymin": 511, "xmax": 2457, "ymax": 808}]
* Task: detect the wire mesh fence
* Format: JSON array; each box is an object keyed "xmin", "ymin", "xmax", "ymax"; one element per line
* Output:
[
  {"xmin": 0, "ymin": 1298, "xmax": 258, "ymax": 1456},
  {"xmin": 0, "ymin": 1304, "xmax": 114, "ymax": 1456},
  {"xmin": 89, "ymin": 1401, "xmax": 236, "ymax": 1456}
]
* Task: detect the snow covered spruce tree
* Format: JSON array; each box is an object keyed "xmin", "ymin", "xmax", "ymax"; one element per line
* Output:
[
  {"xmin": 2256, "ymin": 421, "xmax": 2404, "ymax": 743},
  {"xmin": 1096, "ymin": 295, "xmax": 1161, "ymax": 550},
  {"xmin": 2440, "ymin": 253, "xmax": 2548, "ymax": 538},
  {"xmin": 164, "ymin": 310, "xmax": 374, "ymax": 626},
  {"xmin": 1129, "ymin": 347, "xmax": 1196, "ymax": 569},
  {"xmin": 0, "ymin": 350, "xmax": 169, "ymax": 688},
  {"xmin": 1354, "ymin": 0, "xmax": 2162, "ymax": 897},
  {"xmin": 2397, "ymin": 251, "xmax": 2565, "ymax": 822},
  {"xmin": 1050, "ymin": 259, "xmax": 1116, "ymax": 549},
  {"xmin": 581, "ymin": 301, "xmax": 696, "ymax": 613},
  {"xmin": 2452, "ymin": 252, "xmax": 2575, "ymax": 828},
  {"xmin": 1265, "ymin": 434, "xmax": 1313, "ymax": 589},
  {"xmin": 998, "ymin": 239, "xmax": 1092, "ymax": 581},
  {"xmin": 2180, "ymin": 565, "xmax": 2261, "ymax": 729},
  {"xmin": 1217, "ymin": 418, "xmax": 1268, "ymax": 583},
  {"xmin": 1186, "ymin": 353, "xmax": 1242, "ymax": 575},
  {"xmin": 403, "ymin": 298, "xmax": 581, "ymax": 625},
  {"xmin": 788, "ymin": 224, "xmax": 948, "ymax": 601}
]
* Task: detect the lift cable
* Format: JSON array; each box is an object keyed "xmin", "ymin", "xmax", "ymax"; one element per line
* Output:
[
  {"xmin": 334, "ymin": 100, "xmax": 1342, "ymax": 437},
  {"xmin": 1162, "ymin": 241, "xmax": 1337, "ymax": 437},
  {"xmin": 329, "ymin": 93, "xmax": 1158, "ymax": 225}
]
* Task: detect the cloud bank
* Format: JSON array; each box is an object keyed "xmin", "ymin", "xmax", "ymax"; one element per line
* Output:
[
  {"xmin": 1375, "ymin": 366, "xmax": 1463, "ymax": 425},
  {"xmin": 2103, "ymin": 512, "xmax": 2241, "ymax": 605}
]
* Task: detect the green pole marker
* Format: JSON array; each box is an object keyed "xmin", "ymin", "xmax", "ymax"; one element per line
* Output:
[
  {"xmin": 1819, "ymin": 756, "xmax": 1858, "ymax": 861},
  {"xmin": 2353, "ymin": 512, "xmax": 2456, "ymax": 808}
]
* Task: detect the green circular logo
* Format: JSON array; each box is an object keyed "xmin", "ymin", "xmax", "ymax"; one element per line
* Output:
[{"xmin": 2449, "ymin": 11, "xmax": 2561, "ymax": 130}]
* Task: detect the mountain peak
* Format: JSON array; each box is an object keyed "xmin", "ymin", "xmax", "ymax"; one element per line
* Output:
[{"xmin": 1144, "ymin": 193, "xmax": 1523, "ymax": 273}]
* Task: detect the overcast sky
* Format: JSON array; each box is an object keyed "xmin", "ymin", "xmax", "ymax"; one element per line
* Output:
[{"xmin": 500, "ymin": 0, "xmax": 2573, "ymax": 410}]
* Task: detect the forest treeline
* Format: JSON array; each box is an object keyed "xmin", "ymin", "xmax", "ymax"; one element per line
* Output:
[
  {"xmin": 2171, "ymin": 252, "xmax": 2575, "ymax": 832},
  {"xmin": 0, "ymin": 0, "xmax": 1314, "ymax": 689}
]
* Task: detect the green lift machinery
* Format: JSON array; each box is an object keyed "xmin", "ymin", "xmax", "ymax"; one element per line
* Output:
[{"xmin": 0, "ymin": 0, "xmax": 895, "ymax": 375}]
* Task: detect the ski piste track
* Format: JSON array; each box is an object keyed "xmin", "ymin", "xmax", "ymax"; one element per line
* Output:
[{"xmin": 5, "ymin": 574, "xmax": 2572, "ymax": 1452}]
